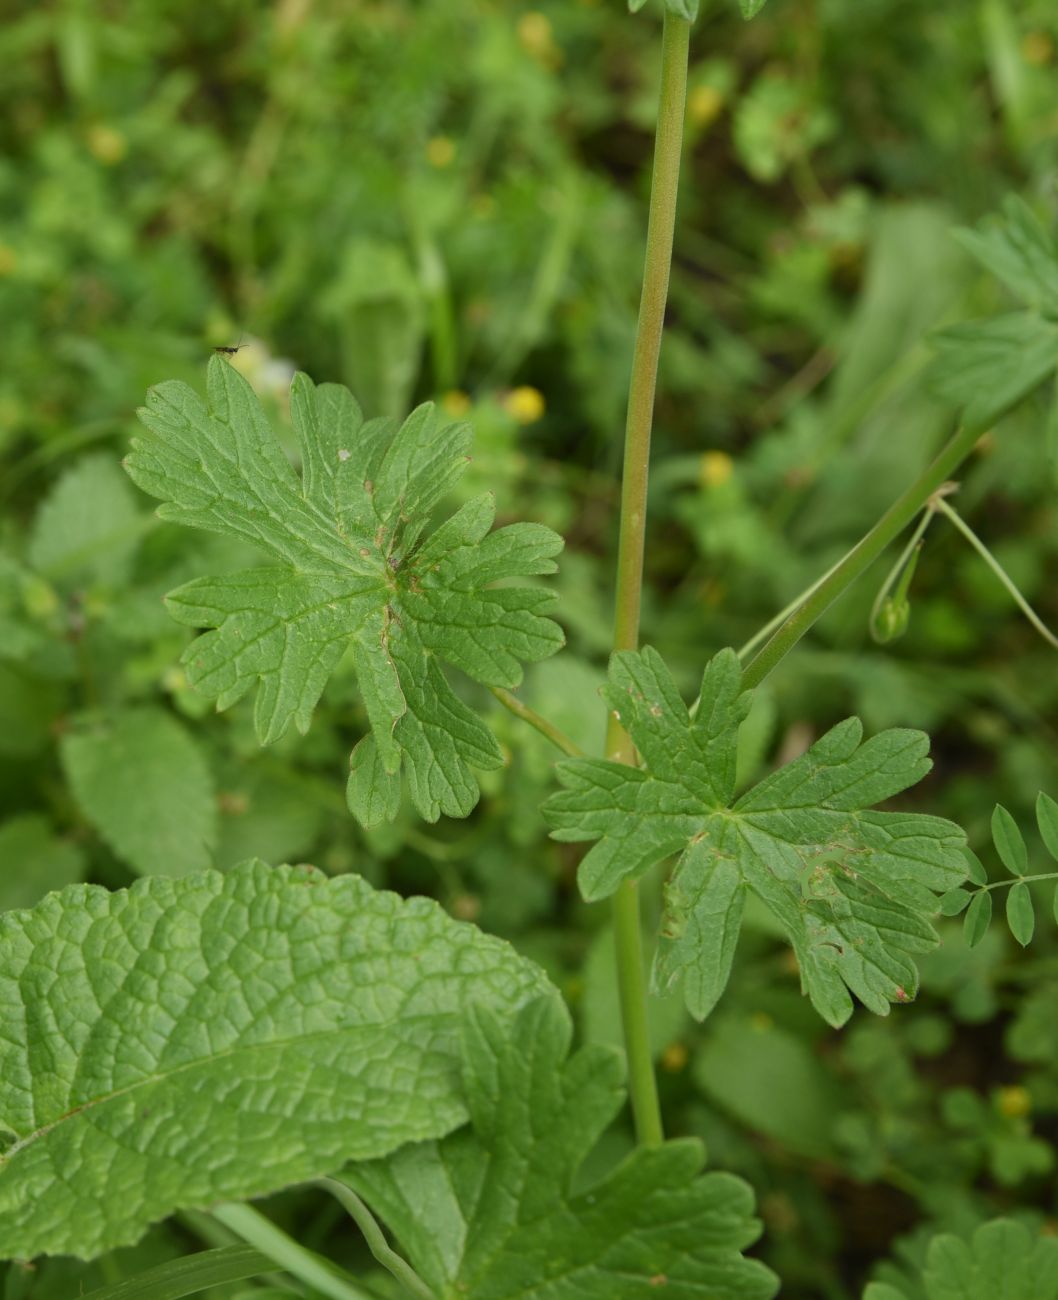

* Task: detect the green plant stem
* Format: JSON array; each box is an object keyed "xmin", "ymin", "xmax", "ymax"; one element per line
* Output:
[
  {"xmin": 318, "ymin": 1179, "xmax": 435, "ymax": 1300},
  {"xmin": 605, "ymin": 11, "xmax": 690, "ymax": 1150},
  {"xmin": 489, "ymin": 686, "xmax": 585, "ymax": 757},
  {"xmin": 933, "ymin": 496, "xmax": 1058, "ymax": 651},
  {"xmin": 867, "ymin": 505, "xmax": 938, "ymax": 643},
  {"xmin": 976, "ymin": 871, "xmax": 1058, "ymax": 892},
  {"xmin": 211, "ymin": 1203, "xmax": 379, "ymax": 1300},
  {"xmin": 741, "ymin": 423, "xmax": 984, "ymax": 690}
]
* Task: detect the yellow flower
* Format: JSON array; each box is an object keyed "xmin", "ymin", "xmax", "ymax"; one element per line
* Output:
[
  {"xmin": 442, "ymin": 389, "xmax": 472, "ymax": 417},
  {"xmin": 688, "ymin": 84, "xmax": 725, "ymax": 128},
  {"xmin": 87, "ymin": 123, "xmax": 127, "ymax": 165},
  {"xmin": 517, "ymin": 13, "xmax": 561, "ymax": 66},
  {"xmin": 699, "ymin": 450, "xmax": 734, "ymax": 488},
  {"xmin": 996, "ymin": 1085, "xmax": 1032, "ymax": 1119},
  {"xmin": 660, "ymin": 1042, "xmax": 689, "ymax": 1073},
  {"xmin": 1022, "ymin": 31, "xmax": 1055, "ymax": 66},
  {"xmin": 426, "ymin": 136, "xmax": 455, "ymax": 168},
  {"xmin": 504, "ymin": 386, "xmax": 546, "ymax": 424}
]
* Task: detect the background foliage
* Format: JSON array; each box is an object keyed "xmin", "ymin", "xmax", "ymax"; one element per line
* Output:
[{"xmin": 2, "ymin": 0, "xmax": 1058, "ymax": 1295}]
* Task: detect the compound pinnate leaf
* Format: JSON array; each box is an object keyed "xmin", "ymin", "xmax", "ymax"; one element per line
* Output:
[
  {"xmin": 60, "ymin": 708, "xmax": 217, "ymax": 878},
  {"xmin": 963, "ymin": 890, "xmax": 992, "ymax": 948},
  {"xmin": 1006, "ymin": 881, "xmax": 1035, "ymax": 947},
  {"xmin": 0, "ymin": 860, "xmax": 550, "ymax": 1260},
  {"xmin": 1037, "ymin": 792, "xmax": 1058, "ymax": 861},
  {"xmin": 543, "ymin": 648, "xmax": 967, "ymax": 1027},
  {"xmin": 347, "ymin": 996, "xmax": 778, "ymax": 1300},
  {"xmin": 991, "ymin": 803, "xmax": 1027, "ymax": 876},
  {"xmin": 124, "ymin": 359, "xmax": 564, "ymax": 825}
]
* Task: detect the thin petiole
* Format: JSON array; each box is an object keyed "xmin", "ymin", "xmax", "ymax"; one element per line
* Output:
[
  {"xmin": 933, "ymin": 496, "xmax": 1058, "ymax": 652},
  {"xmin": 975, "ymin": 871, "xmax": 1058, "ymax": 893},
  {"xmin": 317, "ymin": 1179, "xmax": 435, "ymax": 1300},
  {"xmin": 489, "ymin": 686, "xmax": 585, "ymax": 758}
]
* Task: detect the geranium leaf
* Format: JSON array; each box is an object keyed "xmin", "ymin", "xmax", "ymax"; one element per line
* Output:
[
  {"xmin": 124, "ymin": 360, "xmax": 564, "ymax": 825},
  {"xmin": 543, "ymin": 648, "xmax": 967, "ymax": 1027},
  {"xmin": 347, "ymin": 996, "xmax": 778, "ymax": 1299}
]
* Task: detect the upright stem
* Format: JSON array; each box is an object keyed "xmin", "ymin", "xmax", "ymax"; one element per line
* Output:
[
  {"xmin": 741, "ymin": 422, "xmax": 984, "ymax": 690},
  {"xmin": 607, "ymin": 11, "xmax": 690, "ymax": 1149}
]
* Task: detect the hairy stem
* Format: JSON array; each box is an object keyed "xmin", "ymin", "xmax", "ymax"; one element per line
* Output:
[
  {"xmin": 741, "ymin": 423, "xmax": 984, "ymax": 690},
  {"xmin": 606, "ymin": 11, "xmax": 690, "ymax": 1149}
]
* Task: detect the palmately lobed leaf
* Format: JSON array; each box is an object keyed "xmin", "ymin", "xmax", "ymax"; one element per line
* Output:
[
  {"xmin": 347, "ymin": 996, "xmax": 778, "ymax": 1299},
  {"xmin": 124, "ymin": 359, "xmax": 564, "ymax": 826},
  {"xmin": 865, "ymin": 1217, "xmax": 1058, "ymax": 1300},
  {"xmin": 0, "ymin": 860, "xmax": 551, "ymax": 1261},
  {"xmin": 543, "ymin": 647, "xmax": 967, "ymax": 1027}
]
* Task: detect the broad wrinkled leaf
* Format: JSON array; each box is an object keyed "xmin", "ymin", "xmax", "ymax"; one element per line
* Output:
[
  {"xmin": 0, "ymin": 860, "xmax": 550, "ymax": 1260},
  {"xmin": 29, "ymin": 454, "xmax": 142, "ymax": 587},
  {"xmin": 60, "ymin": 708, "xmax": 217, "ymax": 877},
  {"xmin": 124, "ymin": 359, "xmax": 563, "ymax": 825},
  {"xmin": 865, "ymin": 1217, "xmax": 1058, "ymax": 1300},
  {"xmin": 0, "ymin": 815, "xmax": 84, "ymax": 911},
  {"xmin": 347, "ymin": 996, "xmax": 778, "ymax": 1300},
  {"xmin": 543, "ymin": 648, "xmax": 966, "ymax": 1027}
]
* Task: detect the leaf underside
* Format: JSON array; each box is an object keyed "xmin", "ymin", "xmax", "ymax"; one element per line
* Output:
[
  {"xmin": 543, "ymin": 648, "xmax": 967, "ymax": 1027},
  {"xmin": 0, "ymin": 860, "xmax": 549, "ymax": 1261},
  {"xmin": 348, "ymin": 996, "xmax": 778, "ymax": 1299},
  {"xmin": 124, "ymin": 358, "xmax": 564, "ymax": 825}
]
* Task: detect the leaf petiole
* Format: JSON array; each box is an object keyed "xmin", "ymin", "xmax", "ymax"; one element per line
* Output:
[
  {"xmin": 932, "ymin": 495, "xmax": 1058, "ymax": 651},
  {"xmin": 317, "ymin": 1178, "xmax": 435, "ymax": 1300}
]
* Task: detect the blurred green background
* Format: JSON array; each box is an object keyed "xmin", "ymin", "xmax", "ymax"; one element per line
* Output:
[{"xmin": 3, "ymin": 1, "xmax": 1058, "ymax": 1296}]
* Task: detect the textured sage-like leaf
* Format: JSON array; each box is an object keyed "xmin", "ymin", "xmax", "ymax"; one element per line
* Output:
[
  {"xmin": 0, "ymin": 861, "xmax": 549, "ymax": 1260},
  {"xmin": 60, "ymin": 708, "xmax": 217, "ymax": 878},
  {"xmin": 543, "ymin": 648, "xmax": 967, "ymax": 1027},
  {"xmin": 348, "ymin": 996, "xmax": 778, "ymax": 1299},
  {"xmin": 124, "ymin": 360, "xmax": 563, "ymax": 825}
]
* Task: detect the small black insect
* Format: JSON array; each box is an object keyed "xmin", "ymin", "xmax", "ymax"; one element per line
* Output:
[{"xmin": 213, "ymin": 342, "xmax": 246, "ymax": 355}]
